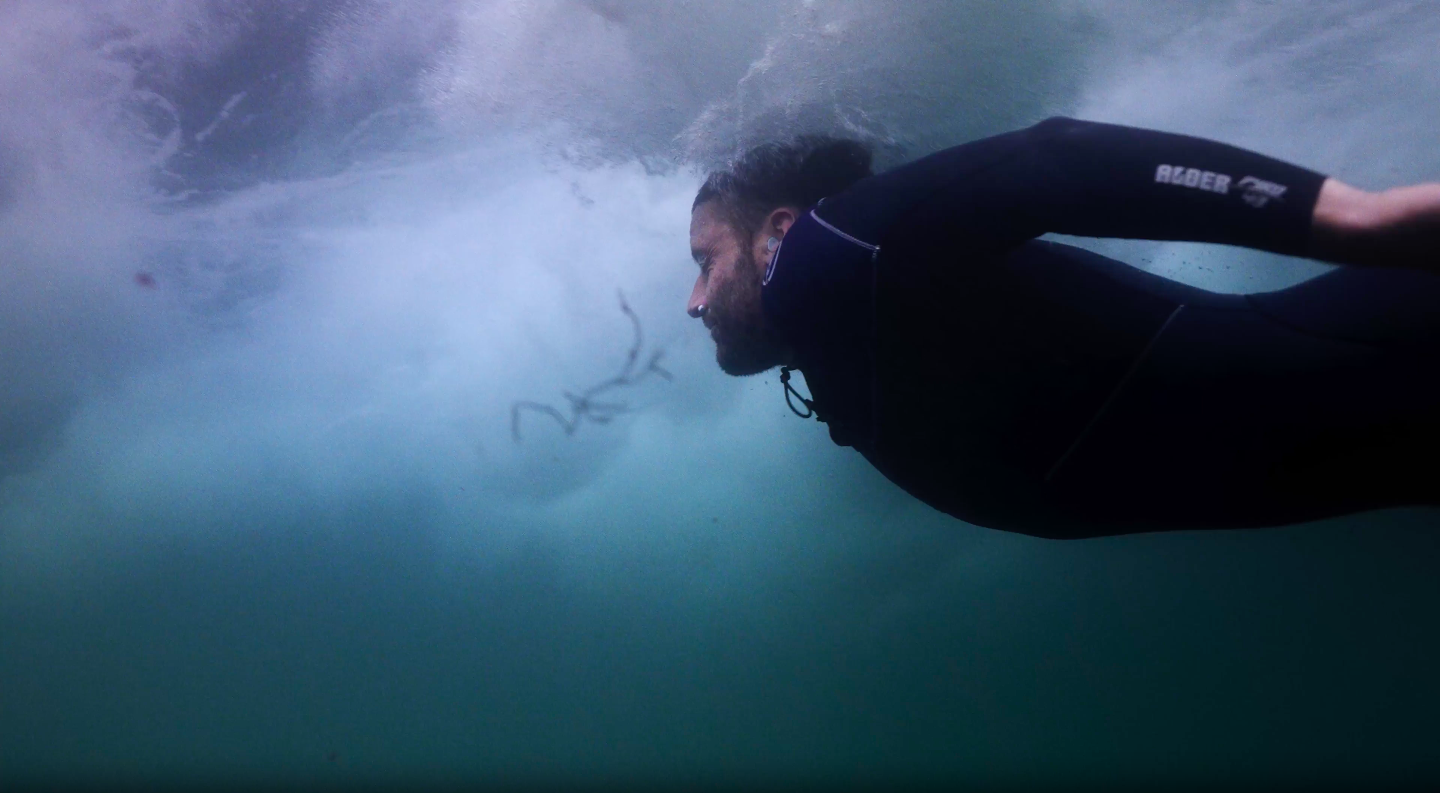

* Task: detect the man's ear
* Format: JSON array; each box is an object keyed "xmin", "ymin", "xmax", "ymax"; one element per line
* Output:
[
  {"xmin": 768, "ymin": 206, "xmax": 800, "ymax": 237},
  {"xmin": 752, "ymin": 206, "xmax": 803, "ymax": 269}
]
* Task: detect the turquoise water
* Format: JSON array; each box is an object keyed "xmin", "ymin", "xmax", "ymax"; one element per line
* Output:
[{"xmin": 3, "ymin": 1, "xmax": 1439, "ymax": 788}]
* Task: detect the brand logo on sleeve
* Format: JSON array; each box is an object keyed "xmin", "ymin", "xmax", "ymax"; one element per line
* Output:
[
  {"xmin": 1236, "ymin": 176, "xmax": 1288, "ymax": 208},
  {"xmin": 1154, "ymin": 165, "xmax": 1288, "ymax": 209},
  {"xmin": 1155, "ymin": 164, "xmax": 1231, "ymax": 194}
]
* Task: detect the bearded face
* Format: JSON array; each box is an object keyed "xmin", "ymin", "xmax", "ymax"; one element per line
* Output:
[{"xmin": 688, "ymin": 201, "xmax": 791, "ymax": 376}]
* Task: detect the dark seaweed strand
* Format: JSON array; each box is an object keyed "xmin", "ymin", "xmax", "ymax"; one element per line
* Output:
[{"xmin": 511, "ymin": 290, "xmax": 673, "ymax": 442}]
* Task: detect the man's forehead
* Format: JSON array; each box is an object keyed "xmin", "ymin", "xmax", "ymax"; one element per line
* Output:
[{"xmin": 689, "ymin": 202, "xmax": 730, "ymax": 243}]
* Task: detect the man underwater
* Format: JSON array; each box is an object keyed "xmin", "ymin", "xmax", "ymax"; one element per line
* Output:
[{"xmin": 686, "ymin": 117, "xmax": 1440, "ymax": 539}]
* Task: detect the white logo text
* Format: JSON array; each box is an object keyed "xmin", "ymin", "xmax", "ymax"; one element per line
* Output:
[{"xmin": 1155, "ymin": 164, "xmax": 1231, "ymax": 194}]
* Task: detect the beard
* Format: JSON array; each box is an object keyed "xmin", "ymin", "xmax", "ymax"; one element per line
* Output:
[{"xmin": 709, "ymin": 250, "xmax": 787, "ymax": 376}]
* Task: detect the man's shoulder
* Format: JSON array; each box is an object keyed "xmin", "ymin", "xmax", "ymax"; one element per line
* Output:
[{"xmin": 815, "ymin": 121, "xmax": 1058, "ymax": 243}]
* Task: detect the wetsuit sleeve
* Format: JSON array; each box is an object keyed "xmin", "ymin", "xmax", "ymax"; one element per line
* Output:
[{"xmin": 860, "ymin": 117, "xmax": 1329, "ymax": 259}]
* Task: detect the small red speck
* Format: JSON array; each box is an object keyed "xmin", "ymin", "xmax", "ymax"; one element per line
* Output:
[{"xmin": 135, "ymin": 272, "xmax": 156, "ymax": 288}]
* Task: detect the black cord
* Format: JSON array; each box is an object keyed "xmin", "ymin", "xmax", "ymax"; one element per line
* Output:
[{"xmin": 779, "ymin": 366, "xmax": 817, "ymax": 420}]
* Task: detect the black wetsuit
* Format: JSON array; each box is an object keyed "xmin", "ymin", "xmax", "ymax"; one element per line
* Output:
[{"xmin": 762, "ymin": 116, "xmax": 1440, "ymax": 539}]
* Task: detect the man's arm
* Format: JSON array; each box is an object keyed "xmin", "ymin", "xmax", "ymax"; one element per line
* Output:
[
  {"xmin": 816, "ymin": 117, "xmax": 1438, "ymax": 272},
  {"xmin": 829, "ymin": 117, "xmax": 1332, "ymax": 261},
  {"xmin": 1310, "ymin": 178, "xmax": 1440, "ymax": 270},
  {"xmin": 1014, "ymin": 118, "xmax": 1440, "ymax": 272}
]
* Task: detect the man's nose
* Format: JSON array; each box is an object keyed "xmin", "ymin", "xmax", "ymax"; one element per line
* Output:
[{"xmin": 687, "ymin": 277, "xmax": 707, "ymax": 319}]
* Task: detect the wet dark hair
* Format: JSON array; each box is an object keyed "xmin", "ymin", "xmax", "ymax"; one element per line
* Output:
[{"xmin": 693, "ymin": 136, "xmax": 873, "ymax": 240}]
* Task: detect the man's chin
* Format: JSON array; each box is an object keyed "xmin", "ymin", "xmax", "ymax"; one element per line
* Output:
[{"xmin": 716, "ymin": 344, "xmax": 775, "ymax": 377}]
